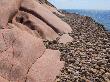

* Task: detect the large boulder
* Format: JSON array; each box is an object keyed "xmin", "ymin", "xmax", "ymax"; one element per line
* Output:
[
  {"xmin": 12, "ymin": 21, "xmax": 40, "ymax": 37},
  {"xmin": 0, "ymin": 0, "xmax": 22, "ymax": 28},
  {"xmin": 58, "ymin": 34, "xmax": 73, "ymax": 44},
  {"xmin": 26, "ymin": 49, "xmax": 64, "ymax": 82},
  {"xmin": 0, "ymin": 24, "xmax": 45, "ymax": 82},
  {"xmin": 13, "ymin": 11, "xmax": 59, "ymax": 40},
  {"xmin": 0, "ymin": 0, "xmax": 68, "ymax": 82},
  {"xmin": 21, "ymin": 0, "xmax": 72, "ymax": 33}
]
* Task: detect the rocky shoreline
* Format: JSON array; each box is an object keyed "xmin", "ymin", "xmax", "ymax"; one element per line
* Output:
[
  {"xmin": 44, "ymin": 11, "xmax": 110, "ymax": 82},
  {"xmin": 0, "ymin": 0, "xmax": 110, "ymax": 82}
]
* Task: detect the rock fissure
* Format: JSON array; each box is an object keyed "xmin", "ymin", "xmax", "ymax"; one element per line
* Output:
[
  {"xmin": 11, "ymin": 37, "xmax": 17, "ymax": 59},
  {"xmin": 24, "ymin": 49, "xmax": 46, "ymax": 82},
  {"xmin": 8, "ymin": 11, "xmax": 18, "ymax": 23},
  {"xmin": 8, "ymin": 64, "xmax": 14, "ymax": 81},
  {"xmin": 0, "ymin": 33, "xmax": 11, "ymax": 53},
  {"xmin": 19, "ymin": 7, "xmax": 60, "ymax": 33},
  {"xmin": 1, "ymin": 33, "xmax": 8, "ymax": 48}
]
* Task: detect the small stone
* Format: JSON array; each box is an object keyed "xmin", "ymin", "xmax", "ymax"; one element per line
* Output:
[
  {"xmin": 81, "ymin": 79, "xmax": 86, "ymax": 82},
  {"xmin": 105, "ymin": 72, "xmax": 110, "ymax": 80},
  {"xmin": 89, "ymin": 68, "xmax": 97, "ymax": 74},
  {"xmin": 55, "ymin": 78, "xmax": 61, "ymax": 82},
  {"xmin": 97, "ymin": 61, "xmax": 104, "ymax": 66},
  {"xmin": 58, "ymin": 34, "xmax": 73, "ymax": 44},
  {"xmin": 105, "ymin": 79, "xmax": 110, "ymax": 82},
  {"xmin": 108, "ymin": 59, "xmax": 110, "ymax": 63},
  {"xmin": 100, "ymin": 69, "xmax": 105, "ymax": 74}
]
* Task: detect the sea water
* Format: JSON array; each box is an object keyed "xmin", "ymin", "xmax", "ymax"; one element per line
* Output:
[{"xmin": 64, "ymin": 9, "xmax": 110, "ymax": 31}]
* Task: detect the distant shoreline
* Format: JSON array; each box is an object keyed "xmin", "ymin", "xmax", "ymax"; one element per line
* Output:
[
  {"xmin": 60, "ymin": 9, "xmax": 110, "ymax": 31},
  {"xmin": 59, "ymin": 9, "xmax": 110, "ymax": 11}
]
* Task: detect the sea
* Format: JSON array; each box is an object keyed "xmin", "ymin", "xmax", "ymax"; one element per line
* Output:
[{"xmin": 64, "ymin": 9, "xmax": 110, "ymax": 31}]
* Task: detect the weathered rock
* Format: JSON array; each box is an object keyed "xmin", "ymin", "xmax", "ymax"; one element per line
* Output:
[
  {"xmin": 0, "ymin": 0, "xmax": 22, "ymax": 28},
  {"xmin": 0, "ymin": 24, "xmax": 46, "ymax": 81},
  {"xmin": 26, "ymin": 49, "xmax": 64, "ymax": 82},
  {"xmin": 12, "ymin": 21, "xmax": 40, "ymax": 37},
  {"xmin": 58, "ymin": 34, "xmax": 73, "ymax": 44},
  {"xmin": 0, "ymin": 76, "xmax": 9, "ymax": 82},
  {"xmin": 21, "ymin": 0, "xmax": 72, "ymax": 33},
  {"xmin": 42, "ymin": 3, "xmax": 64, "ymax": 16},
  {"xmin": 13, "ymin": 11, "xmax": 59, "ymax": 40}
]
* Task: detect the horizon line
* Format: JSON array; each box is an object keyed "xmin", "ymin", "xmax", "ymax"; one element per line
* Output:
[{"xmin": 58, "ymin": 8, "xmax": 110, "ymax": 11}]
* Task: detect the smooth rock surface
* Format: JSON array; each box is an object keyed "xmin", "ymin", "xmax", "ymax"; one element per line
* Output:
[
  {"xmin": 21, "ymin": 0, "xmax": 72, "ymax": 33},
  {"xmin": 0, "ymin": 0, "xmax": 22, "ymax": 28},
  {"xmin": 0, "ymin": 0, "xmax": 71, "ymax": 82},
  {"xmin": 12, "ymin": 21, "xmax": 40, "ymax": 37},
  {"xmin": 42, "ymin": 3, "xmax": 64, "ymax": 16},
  {"xmin": 13, "ymin": 11, "xmax": 59, "ymax": 40},
  {"xmin": 58, "ymin": 34, "xmax": 73, "ymax": 44},
  {"xmin": 0, "ymin": 24, "xmax": 46, "ymax": 81},
  {"xmin": 26, "ymin": 49, "xmax": 64, "ymax": 82}
]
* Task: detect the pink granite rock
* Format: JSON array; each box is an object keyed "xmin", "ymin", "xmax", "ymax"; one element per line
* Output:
[
  {"xmin": 0, "ymin": 0, "xmax": 22, "ymax": 28},
  {"xmin": 13, "ymin": 11, "xmax": 59, "ymax": 40},
  {"xmin": 21, "ymin": 0, "xmax": 72, "ymax": 33},
  {"xmin": 26, "ymin": 49, "xmax": 64, "ymax": 82},
  {"xmin": 58, "ymin": 34, "xmax": 73, "ymax": 44},
  {"xmin": 11, "ymin": 22, "xmax": 40, "ymax": 38},
  {"xmin": 0, "ymin": 24, "xmax": 46, "ymax": 81},
  {"xmin": 0, "ymin": 0, "xmax": 69, "ymax": 82},
  {"xmin": 42, "ymin": 3, "xmax": 64, "ymax": 16},
  {"xmin": 0, "ymin": 76, "xmax": 9, "ymax": 82}
]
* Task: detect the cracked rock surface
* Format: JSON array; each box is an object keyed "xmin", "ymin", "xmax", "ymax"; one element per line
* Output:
[
  {"xmin": 0, "ymin": 0, "xmax": 68, "ymax": 82},
  {"xmin": 0, "ymin": 24, "xmax": 45, "ymax": 82}
]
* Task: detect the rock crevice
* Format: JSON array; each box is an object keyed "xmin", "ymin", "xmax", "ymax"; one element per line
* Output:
[{"xmin": 0, "ymin": 0, "xmax": 67, "ymax": 82}]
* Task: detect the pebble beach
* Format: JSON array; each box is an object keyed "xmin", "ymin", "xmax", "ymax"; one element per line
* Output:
[{"xmin": 44, "ymin": 11, "xmax": 110, "ymax": 82}]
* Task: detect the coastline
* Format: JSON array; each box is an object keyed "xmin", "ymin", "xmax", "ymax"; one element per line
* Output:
[
  {"xmin": 0, "ymin": 0, "xmax": 110, "ymax": 82},
  {"xmin": 45, "ymin": 10, "xmax": 110, "ymax": 82},
  {"xmin": 59, "ymin": 9, "xmax": 110, "ymax": 32}
]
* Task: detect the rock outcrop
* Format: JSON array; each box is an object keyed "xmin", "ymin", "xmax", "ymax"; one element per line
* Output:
[
  {"xmin": 27, "ymin": 49, "xmax": 64, "ymax": 82},
  {"xmin": 21, "ymin": 0, "xmax": 72, "ymax": 33},
  {"xmin": 58, "ymin": 34, "xmax": 73, "ymax": 44},
  {"xmin": 0, "ymin": 0, "xmax": 22, "ymax": 28},
  {"xmin": 13, "ymin": 11, "xmax": 59, "ymax": 40},
  {"xmin": 2, "ymin": 0, "xmax": 109, "ymax": 82},
  {"xmin": 0, "ymin": 0, "xmax": 71, "ymax": 82},
  {"xmin": 0, "ymin": 24, "xmax": 46, "ymax": 81}
]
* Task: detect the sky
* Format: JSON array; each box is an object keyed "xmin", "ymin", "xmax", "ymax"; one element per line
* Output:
[{"xmin": 48, "ymin": 0, "xmax": 110, "ymax": 10}]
